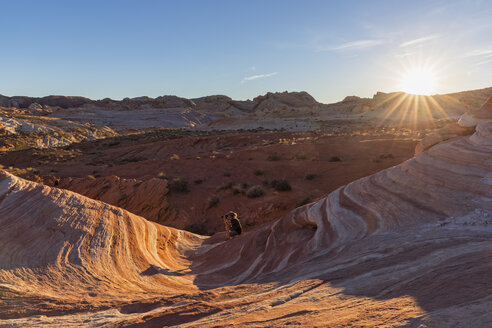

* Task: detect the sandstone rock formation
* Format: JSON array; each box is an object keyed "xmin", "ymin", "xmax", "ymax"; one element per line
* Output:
[
  {"xmin": 415, "ymin": 96, "xmax": 491, "ymax": 155},
  {"xmin": 253, "ymin": 91, "xmax": 321, "ymax": 112},
  {"xmin": 0, "ymin": 97, "xmax": 490, "ymax": 326}
]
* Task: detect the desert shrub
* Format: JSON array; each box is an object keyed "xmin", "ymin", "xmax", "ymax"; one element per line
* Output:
[
  {"xmin": 254, "ymin": 169, "xmax": 264, "ymax": 176},
  {"xmin": 372, "ymin": 158, "xmax": 382, "ymax": 163},
  {"xmin": 87, "ymin": 174, "xmax": 96, "ymax": 180},
  {"xmin": 379, "ymin": 153, "xmax": 394, "ymax": 159},
  {"xmin": 297, "ymin": 197, "xmax": 311, "ymax": 207},
  {"xmin": 267, "ymin": 154, "xmax": 281, "ymax": 161},
  {"xmin": 168, "ymin": 178, "xmax": 189, "ymax": 193},
  {"xmin": 305, "ymin": 173, "xmax": 317, "ymax": 180},
  {"xmin": 208, "ymin": 196, "xmax": 219, "ymax": 208},
  {"xmin": 232, "ymin": 185, "xmax": 243, "ymax": 195},
  {"xmin": 329, "ymin": 156, "xmax": 341, "ymax": 162},
  {"xmin": 194, "ymin": 179, "xmax": 203, "ymax": 184},
  {"xmin": 224, "ymin": 172, "xmax": 231, "ymax": 177},
  {"xmin": 157, "ymin": 172, "xmax": 166, "ymax": 179},
  {"xmin": 218, "ymin": 181, "xmax": 234, "ymax": 191},
  {"xmin": 271, "ymin": 179, "xmax": 292, "ymax": 191},
  {"xmin": 294, "ymin": 153, "xmax": 307, "ymax": 160},
  {"xmin": 246, "ymin": 185, "xmax": 265, "ymax": 198}
]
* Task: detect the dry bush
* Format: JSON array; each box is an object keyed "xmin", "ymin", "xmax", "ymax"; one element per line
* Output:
[
  {"xmin": 271, "ymin": 179, "xmax": 292, "ymax": 191},
  {"xmin": 208, "ymin": 196, "xmax": 219, "ymax": 208},
  {"xmin": 267, "ymin": 154, "xmax": 281, "ymax": 161},
  {"xmin": 293, "ymin": 153, "xmax": 307, "ymax": 160},
  {"xmin": 305, "ymin": 173, "xmax": 317, "ymax": 180},
  {"xmin": 246, "ymin": 185, "xmax": 265, "ymax": 198}
]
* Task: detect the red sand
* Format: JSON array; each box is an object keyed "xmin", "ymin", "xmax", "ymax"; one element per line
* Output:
[{"xmin": 1, "ymin": 130, "xmax": 417, "ymax": 234}]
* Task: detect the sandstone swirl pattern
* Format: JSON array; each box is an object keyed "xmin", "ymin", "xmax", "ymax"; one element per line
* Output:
[{"xmin": 0, "ymin": 106, "xmax": 491, "ymax": 326}]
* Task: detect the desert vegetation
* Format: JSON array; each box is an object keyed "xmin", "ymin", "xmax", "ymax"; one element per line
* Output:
[
  {"xmin": 270, "ymin": 179, "xmax": 292, "ymax": 191},
  {"xmin": 246, "ymin": 185, "xmax": 265, "ymax": 198}
]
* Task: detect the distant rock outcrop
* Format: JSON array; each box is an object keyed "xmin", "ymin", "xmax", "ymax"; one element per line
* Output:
[{"xmin": 252, "ymin": 91, "xmax": 320, "ymax": 112}]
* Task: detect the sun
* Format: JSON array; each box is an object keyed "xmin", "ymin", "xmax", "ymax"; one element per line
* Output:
[{"xmin": 399, "ymin": 68, "xmax": 437, "ymax": 95}]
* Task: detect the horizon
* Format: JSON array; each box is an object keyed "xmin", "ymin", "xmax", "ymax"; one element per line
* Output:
[
  {"xmin": 1, "ymin": 86, "xmax": 491, "ymax": 105},
  {"xmin": 1, "ymin": 0, "xmax": 491, "ymax": 103}
]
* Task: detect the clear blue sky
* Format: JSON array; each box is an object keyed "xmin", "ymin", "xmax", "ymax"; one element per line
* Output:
[{"xmin": 1, "ymin": 0, "xmax": 491, "ymax": 103}]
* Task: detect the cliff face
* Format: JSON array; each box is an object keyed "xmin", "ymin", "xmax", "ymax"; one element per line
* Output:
[{"xmin": 0, "ymin": 98, "xmax": 490, "ymax": 326}]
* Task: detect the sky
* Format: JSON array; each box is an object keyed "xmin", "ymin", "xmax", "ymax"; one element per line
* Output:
[{"xmin": 1, "ymin": 0, "xmax": 491, "ymax": 103}]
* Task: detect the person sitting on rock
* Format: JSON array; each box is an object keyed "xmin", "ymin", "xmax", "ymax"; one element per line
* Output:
[{"xmin": 222, "ymin": 211, "xmax": 242, "ymax": 239}]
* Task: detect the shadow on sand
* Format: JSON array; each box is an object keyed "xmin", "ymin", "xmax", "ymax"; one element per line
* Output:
[{"xmin": 140, "ymin": 264, "xmax": 186, "ymax": 277}]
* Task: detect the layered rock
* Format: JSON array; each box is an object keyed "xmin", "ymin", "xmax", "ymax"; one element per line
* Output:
[
  {"xmin": 0, "ymin": 96, "xmax": 491, "ymax": 326},
  {"xmin": 0, "ymin": 170, "xmax": 203, "ymax": 315},
  {"xmin": 415, "ymin": 96, "xmax": 491, "ymax": 155}
]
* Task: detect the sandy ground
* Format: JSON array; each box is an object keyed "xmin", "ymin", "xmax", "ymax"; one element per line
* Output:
[{"xmin": 0, "ymin": 128, "xmax": 418, "ymax": 234}]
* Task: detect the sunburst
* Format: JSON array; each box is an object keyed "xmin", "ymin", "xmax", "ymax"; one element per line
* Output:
[{"xmin": 399, "ymin": 68, "xmax": 437, "ymax": 96}]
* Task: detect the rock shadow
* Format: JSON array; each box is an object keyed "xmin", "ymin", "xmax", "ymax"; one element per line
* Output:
[{"xmin": 140, "ymin": 264, "xmax": 186, "ymax": 277}]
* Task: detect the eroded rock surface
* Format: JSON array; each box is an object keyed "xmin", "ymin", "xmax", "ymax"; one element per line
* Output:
[{"xmin": 0, "ymin": 100, "xmax": 491, "ymax": 327}]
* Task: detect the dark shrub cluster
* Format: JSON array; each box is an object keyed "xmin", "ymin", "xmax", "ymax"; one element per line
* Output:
[
  {"xmin": 246, "ymin": 185, "xmax": 265, "ymax": 198},
  {"xmin": 305, "ymin": 173, "xmax": 317, "ymax": 180},
  {"xmin": 271, "ymin": 179, "xmax": 292, "ymax": 191},
  {"xmin": 293, "ymin": 153, "xmax": 307, "ymax": 160},
  {"xmin": 208, "ymin": 196, "xmax": 219, "ymax": 208}
]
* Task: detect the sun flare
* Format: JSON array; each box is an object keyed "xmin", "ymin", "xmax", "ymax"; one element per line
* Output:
[{"xmin": 399, "ymin": 68, "xmax": 437, "ymax": 95}]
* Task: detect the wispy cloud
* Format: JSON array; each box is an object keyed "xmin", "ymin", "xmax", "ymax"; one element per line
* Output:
[
  {"xmin": 331, "ymin": 39, "xmax": 385, "ymax": 51},
  {"xmin": 464, "ymin": 48, "xmax": 492, "ymax": 57},
  {"xmin": 395, "ymin": 51, "xmax": 416, "ymax": 58},
  {"xmin": 241, "ymin": 72, "xmax": 278, "ymax": 83},
  {"xmin": 473, "ymin": 58, "xmax": 492, "ymax": 67},
  {"xmin": 399, "ymin": 34, "xmax": 441, "ymax": 47}
]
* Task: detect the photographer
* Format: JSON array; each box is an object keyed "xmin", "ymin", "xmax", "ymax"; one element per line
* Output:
[{"xmin": 222, "ymin": 211, "xmax": 242, "ymax": 239}]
